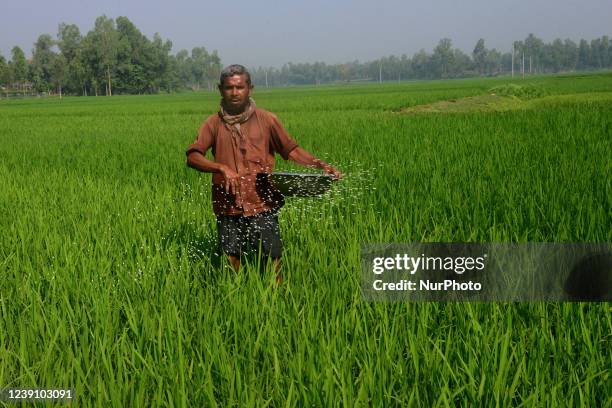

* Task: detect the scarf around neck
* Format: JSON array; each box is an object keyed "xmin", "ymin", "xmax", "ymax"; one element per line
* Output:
[{"xmin": 220, "ymin": 97, "xmax": 256, "ymax": 129}]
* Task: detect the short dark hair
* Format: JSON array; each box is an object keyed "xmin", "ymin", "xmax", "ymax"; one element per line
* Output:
[{"xmin": 219, "ymin": 64, "xmax": 252, "ymax": 86}]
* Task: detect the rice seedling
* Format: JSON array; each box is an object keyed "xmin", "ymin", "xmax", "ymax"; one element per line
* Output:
[{"xmin": 0, "ymin": 72, "xmax": 610, "ymax": 406}]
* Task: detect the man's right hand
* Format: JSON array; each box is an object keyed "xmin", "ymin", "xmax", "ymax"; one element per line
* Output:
[{"xmin": 219, "ymin": 165, "xmax": 240, "ymax": 195}]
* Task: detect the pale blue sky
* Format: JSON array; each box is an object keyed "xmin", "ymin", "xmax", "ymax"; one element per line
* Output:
[{"xmin": 2, "ymin": 0, "xmax": 611, "ymax": 67}]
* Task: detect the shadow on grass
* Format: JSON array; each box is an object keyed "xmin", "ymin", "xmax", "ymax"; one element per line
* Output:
[
  {"xmin": 161, "ymin": 222, "xmax": 277, "ymax": 285},
  {"xmin": 161, "ymin": 222, "xmax": 224, "ymax": 283}
]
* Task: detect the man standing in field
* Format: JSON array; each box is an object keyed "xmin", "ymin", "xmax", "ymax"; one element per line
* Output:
[{"xmin": 186, "ymin": 64, "xmax": 341, "ymax": 284}]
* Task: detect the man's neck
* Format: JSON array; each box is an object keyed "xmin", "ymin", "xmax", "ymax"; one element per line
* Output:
[
  {"xmin": 225, "ymin": 106, "xmax": 246, "ymax": 115},
  {"xmin": 222, "ymin": 101, "xmax": 250, "ymax": 116}
]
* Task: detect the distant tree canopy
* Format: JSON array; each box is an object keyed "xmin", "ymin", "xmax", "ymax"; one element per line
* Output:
[
  {"xmin": 251, "ymin": 35, "xmax": 612, "ymax": 87},
  {"xmin": 1, "ymin": 20, "xmax": 611, "ymax": 95},
  {"xmin": 0, "ymin": 15, "xmax": 221, "ymax": 96}
]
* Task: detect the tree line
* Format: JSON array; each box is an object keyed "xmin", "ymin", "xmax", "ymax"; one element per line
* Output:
[
  {"xmin": 250, "ymin": 35, "xmax": 612, "ymax": 86},
  {"xmin": 0, "ymin": 16, "xmax": 221, "ymax": 96},
  {"xmin": 0, "ymin": 16, "xmax": 611, "ymax": 95}
]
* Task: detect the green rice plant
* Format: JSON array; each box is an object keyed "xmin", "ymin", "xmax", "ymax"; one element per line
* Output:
[{"xmin": 0, "ymin": 71, "xmax": 610, "ymax": 406}]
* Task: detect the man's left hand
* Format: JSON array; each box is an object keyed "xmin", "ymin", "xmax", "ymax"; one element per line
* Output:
[
  {"xmin": 288, "ymin": 147, "xmax": 342, "ymax": 179},
  {"xmin": 322, "ymin": 164, "xmax": 343, "ymax": 180}
]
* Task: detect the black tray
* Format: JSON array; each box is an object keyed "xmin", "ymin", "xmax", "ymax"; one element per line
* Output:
[{"xmin": 258, "ymin": 172, "xmax": 335, "ymax": 197}]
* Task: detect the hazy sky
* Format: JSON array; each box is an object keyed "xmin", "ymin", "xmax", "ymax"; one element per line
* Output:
[{"xmin": 2, "ymin": 0, "xmax": 611, "ymax": 67}]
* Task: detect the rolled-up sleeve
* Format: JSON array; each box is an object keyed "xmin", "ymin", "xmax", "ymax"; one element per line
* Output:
[
  {"xmin": 186, "ymin": 119, "xmax": 215, "ymax": 156},
  {"xmin": 269, "ymin": 114, "xmax": 298, "ymax": 160}
]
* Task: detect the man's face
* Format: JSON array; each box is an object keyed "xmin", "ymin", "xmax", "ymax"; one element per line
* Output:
[{"xmin": 219, "ymin": 74, "xmax": 252, "ymax": 113}]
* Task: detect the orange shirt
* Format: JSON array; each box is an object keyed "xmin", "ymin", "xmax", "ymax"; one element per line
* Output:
[{"xmin": 186, "ymin": 108, "xmax": 299, "ymax": 216}]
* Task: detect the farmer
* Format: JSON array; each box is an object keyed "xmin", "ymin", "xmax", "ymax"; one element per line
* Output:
[{"xmin": 186, "ymin": 64, "xmax": 341, "ymax": 284}]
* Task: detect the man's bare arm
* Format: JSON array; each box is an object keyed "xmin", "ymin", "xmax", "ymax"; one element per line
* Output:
[
  {"xmin": 288, "ymin": 147, "xmax": 342, "ymax": 179},
  {"xmin": 186, "ymin": 152, "xmax": 240, "ymax": 194}
]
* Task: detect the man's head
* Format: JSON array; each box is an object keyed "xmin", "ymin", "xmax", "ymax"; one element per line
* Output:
[{"xmin": 218, "ymin": 64, "xmax": 253, "ymax": 114}]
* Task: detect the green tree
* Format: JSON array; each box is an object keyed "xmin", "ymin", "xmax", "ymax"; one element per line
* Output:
[
  {"xmin": 175, "ymin": 49, "xmax": 193, "ymax": 89},
  {"xmin": 0, "ymin": 55, "xmax": 8, "ymax": 89},
  {"xmin": 431, "ymin": 38, "xmax": 454, "ymax": 78},
  {"xmin": 57, "ymin": 23, "xmax": 86, "ymax": 94},
  {"xmin": 204, "ymin": 50, "xmax": 221, "ymax": 90},
  {"xmin": 339, "ymin": 63, "xmax": 352, "ymax": 81},
  {"xmin": 70, "ymin": 57, "xmax": 89, "ymax": 95},
  {"xmin": 146, "ymin": 33, "xmax": 173, "ymax": 92},
  {"xmin": 31, "ymin": 34, "xmax": 57, "ymax": 92},
  {"xmin": 90, "ymin": 15, "xmax": 119, "ymax": 95},
  {"xmin": 57, "ymin": 23, "xmax": 81, "ymax": 62},
  {"xmin": 485, "ymin": 49, "xmax": 503, "ymax": 75},
  {"xmin": 599, "ymin": 36, "xmax": 610, "ymax": 67},
  {"xmin": 81, "ymin": 32, "xmax": 102, "ymax": 95},
  {"xmin": 563, "ymin": 39, "xmax": 578, "ymax": 70},
  {"xmin": 165, "ymin": 54, "xmax": 181, "ymax": 91},
  {"xmin": 550, "ymin": 38, "xmax": 565, "ymax": 72},
  {"xmin": 313, "ymin": 61, "xmax": 327, "ymax": 82},
  {"xmin": 590, "ymin": 38, "xmax": 602, "ymax": 68},
  {"xmin": 115, "ymin": 16, "xmax": 149, "ymax": 93},
  {"xmin": 411, "ymin": 49, "xmax": 430, "ymax": 79},
  {"xmin": 452, "ymin": 49, "xmax": 471, "ymax": 77},
  {"xmin": 472, "ymin": 38, "xmax": 487, "ymax": 74},
  {"xmin": 512, "ymin": 40, "xmax": 526, "ymax": 74},
  {"xmin": 399, "ymin": 54, "xmax": 411, "ymax": 80},
  {"xmin": 501, "ymin": 51, "xmax": 513, "ymax": 72},
  {"xmin": 524, "ymin": 34, "xmax": 544, "ymax": 73},
  {"xmin": 577, "ymin": 39, "xmax": 590, "ymax": 69},
  {"xmin": 10, "ymin": 46, "xmax": 28, "ymax": 91},
  {"xmin": 191, "ymin": 47, "xmax": 209, "ymax": 90},
  {"xmin": 51, "ymin": 54, "xmax": 67, "ymax": 96}
]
